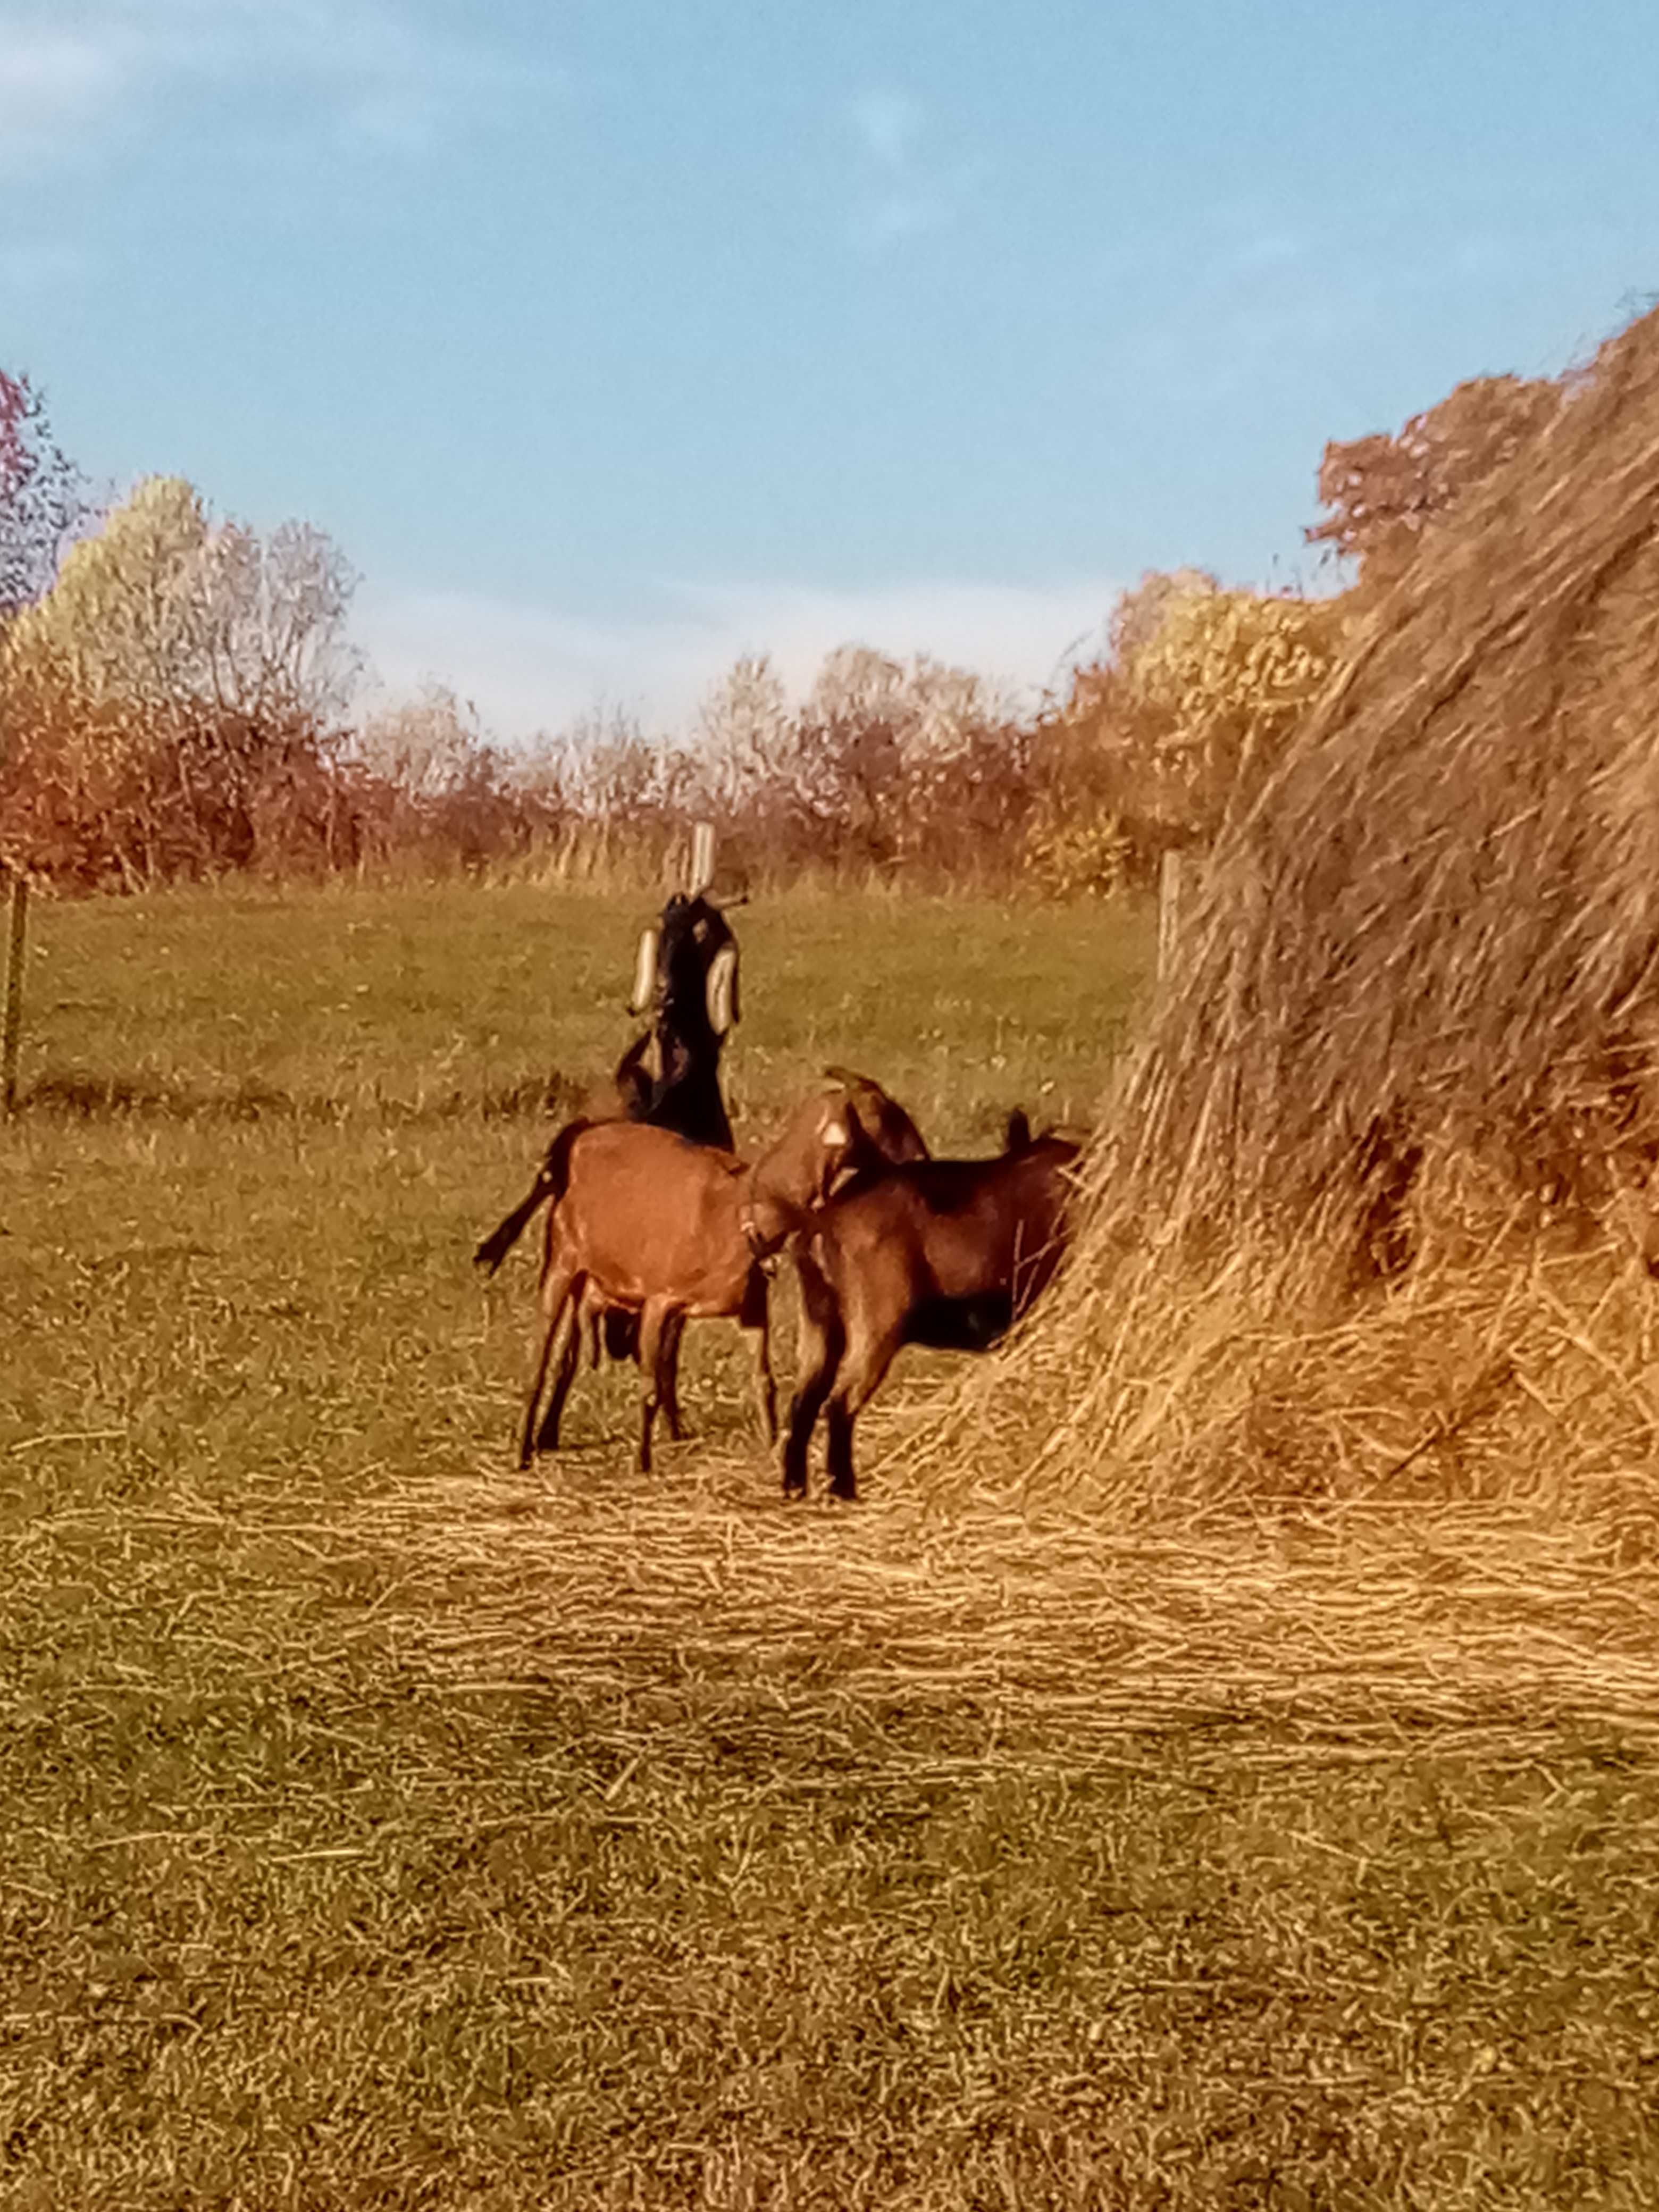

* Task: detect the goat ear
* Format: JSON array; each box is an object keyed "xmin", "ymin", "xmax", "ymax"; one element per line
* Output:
[
  {"xmin": 629, "ymin": 927, "xmax": 659, "ymax": 1016},
  {"xmin": 706, "ymin": 943, "xmax": 739, "ymax": 1036},
  {"xmin": 823, "ymin": 1099, "xmax": 865, "ymax": 1150}
]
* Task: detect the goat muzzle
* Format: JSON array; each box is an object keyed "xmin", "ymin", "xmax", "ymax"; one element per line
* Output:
[{"xmin": 740, "ymin": 1201, "xmax": 784, "ymax": 1277}]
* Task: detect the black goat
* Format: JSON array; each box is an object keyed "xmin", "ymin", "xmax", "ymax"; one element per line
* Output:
[{"xmin": 625, "ymin": 890, "xmax": 740, "ymax": 1149}]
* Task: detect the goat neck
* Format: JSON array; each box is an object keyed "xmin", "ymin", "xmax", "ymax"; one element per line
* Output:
[{"xmin": 738, "ymin": 1094, "xmax": 857, "ymax": 1263}]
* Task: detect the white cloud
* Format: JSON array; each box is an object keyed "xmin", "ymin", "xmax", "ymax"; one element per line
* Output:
[
  {"xmin": 845, "ymin": 84, "xmax": 968, "ymax": 253},
  {"xmin": 851, "ymin": 87, "xmax": 923, "ymax": 171},
  {"xmin": 354, "ymin": 574, "xmax": 1120, "ymax": 742},
  {"xmin": 0, "ymin": 28, "xmax": 131, "ymax": 157},
  {"xmin": 0, "ymin": 0, "xmax": 536, "ymax": 168}
]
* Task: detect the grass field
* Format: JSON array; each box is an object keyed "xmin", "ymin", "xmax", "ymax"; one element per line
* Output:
[{"xmin": 4, "ymin": 880, "xmax": 1659, "ymax": 2208}]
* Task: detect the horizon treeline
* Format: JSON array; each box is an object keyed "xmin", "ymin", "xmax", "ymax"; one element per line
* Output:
[{"xmin": 0, "ymin": 359, "xmax": 1567, "ymax": 897}]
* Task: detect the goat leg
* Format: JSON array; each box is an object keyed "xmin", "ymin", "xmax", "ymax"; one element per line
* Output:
[
  {"xmin": 518, "ymin": 1322, "xmax": 557, "ymax": 1470},
  {"xmin": 825, "ymin": 1402, "xmax": 859, "ymax": 1502},
  {"xmin": 748, "ymin": 1313, "xmax": 777, "ymax": 1449},
  {"xmin": 518, "ymin": 1261, "xmax": 578, "ymax": 1469},
  {"xmin": 534, "ymin": 1295, "xmax": 584, "ymax": 1456},
  {"xmin": 636, "ymin": 1300, "xmax": 676, "ymax": 1475},
  {"xmin": 659, "ymin": 1311, "xmax": 688, "ymax": 1440},
  {"xmin": 782, "ymin": 1268, "xmax": 843, "ymax": 1498},
  {"xmin": 823, "ymin": 1324, "xmax": 904, "ymax": 1502}
]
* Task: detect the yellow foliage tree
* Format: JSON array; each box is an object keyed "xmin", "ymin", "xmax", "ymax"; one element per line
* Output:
[
  {"xmin": 2, "ymin": 476, "xmax": 358, "ymax": 886},
  {"xmin": 1118, "ymin": 575, "xmax": 1346, "ymax": 840},
  {"xmin": 1027, "ymin": 574, "xmax": 1346, "ymax": 892},
  {"xmin": 6, "ymin": 475, "xmax": 208, "ymax": 715}
]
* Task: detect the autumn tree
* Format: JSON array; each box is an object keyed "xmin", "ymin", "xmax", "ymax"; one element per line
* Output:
[
  {"xmin": 1028, "ymin": 573, "xmax": 1345, "ymax": 891},
  {"xmin": 355, "ymin": 683, "xmax": 489, "ymax": 798},
  {"xmin": 2, "ymin": 475, "xmax": 360, "ymax": 885},
  {"xmin": 10, "ymin": 476, "xmax": 357, "ymax": 722},
  {"xmin": 698, "ymin": 645, "xmax": 1022, "ymax": 878},
  {"xmin": 0, "ymin": 370, "xmax": 88, "ymax": 623},
  {"xmin": 1306, "ymin": 373, "xmax": 1562, "ymax": 586}
]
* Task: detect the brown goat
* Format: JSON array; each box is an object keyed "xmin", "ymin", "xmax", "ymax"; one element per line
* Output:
[
  {"xmin": 584, "ymin": 1065, "xmax": 932, "ymax": 1379},
  {"xmin": 782, "ymin": 1112, "xmax": 1080, "ymax": 1501},
  {"xmin": 477, "ymin": 1077, "xmax": 927, "ymax": 1473},
  {"xmin": 477, "ymin": 1067, "xmax": 929, "ymax": 1388}
]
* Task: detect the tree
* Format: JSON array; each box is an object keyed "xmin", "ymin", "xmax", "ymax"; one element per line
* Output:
[
  {"xmin": 805, "ymin": 642, "xmax": 999, "ymax": 752},
  {"xmin": 7, "ymin": 476, "xmax": 357, "ymax": 724},
  {"xmin": 2, "ymin": 476, "xmax": 361, "ymax": 885},
  {"xmin": 7, "ymin": 475, "xmax": 208, "ymax": 711},
  {"xmin": 0, "ymin": 370, "xmax": 88, "ymax": 623},
  {"xmin": 1306, "ymin": 373, "xmax": 1562, "ymax": 585},
  {"xmin": 1029, "ymin": 573, "xmax": 1345, "ymax": 885},
  {"xmin": 355, "ymin": 683, "xmax": 488, "ymax": 798},
  {"xmin": 697, "ymin": 644, "xmax": 1023, "ymax": 878},
  {"xmin": 698, "ymin": 654, "xmax": 792, "ymax": 809},
  {"xmin": 194, "ymin": 517, "xmax": 361, "ymax": 726},
  {"xmin": 1116, "ymin": 575, "xmax": 1345, "ymax": 832}
]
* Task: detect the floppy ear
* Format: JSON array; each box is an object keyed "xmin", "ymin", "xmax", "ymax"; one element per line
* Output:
[
  {"xmin": 707, "ymin": 943, "xmax": 739, "ymax": 1035},
  {"xmin": 629, "ymin": 927, "xmax": 659, "ymax": 1016},
  {"xmin": 821, "ymin": 1097, "xmax": 867, "ymax": 1154},
  {"xmin": 820, "ymin": 1099, "xmax": 886, "ymax": 1197}
]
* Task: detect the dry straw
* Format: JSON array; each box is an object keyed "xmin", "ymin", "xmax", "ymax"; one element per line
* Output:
[
  {"xmin": 1137, "ymin": 302, "xmax": 1659, "ymax": 1249},
  {"xmin": 924, "ymin": 303, "xmax": 1659, "ymax": 1528}
]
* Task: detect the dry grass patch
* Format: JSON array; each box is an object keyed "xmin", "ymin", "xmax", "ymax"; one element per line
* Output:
[
  {"xmin": 6, "ymin": 1445, "xmax": 1659, "ymax": 2208},
  {"xmin": 367, "ymin": 1454, "xmax": 1659, "ymax": 1749},
  {"xmin": 7, "ymin": 879, "xmax": 1659, "ymax": 2203}
]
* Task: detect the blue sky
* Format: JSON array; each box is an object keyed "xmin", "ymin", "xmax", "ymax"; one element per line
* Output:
[{"xmin": 4, "ymin": 0, "xmax": 1657, "ymax": 735}]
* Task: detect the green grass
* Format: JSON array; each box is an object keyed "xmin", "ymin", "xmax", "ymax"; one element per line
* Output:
[
  {"xmin": 4, "ymin": 879, "xmax": 1658, "ymax": 2207},
  {"xmin": 13, "ymin": 878, "xmax": 1141, "ymax": 1141}
]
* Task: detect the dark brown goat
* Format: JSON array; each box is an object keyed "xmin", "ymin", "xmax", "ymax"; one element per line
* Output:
[
  {"xmin": 475, "ymin": 1077, "xmax": 927, "ymax": 1472},
  {"xmin": 782, "ymin": 1112, "xmax": 1080, "ymax": 1501}
]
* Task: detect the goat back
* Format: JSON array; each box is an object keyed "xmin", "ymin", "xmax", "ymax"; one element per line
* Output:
[
  {"xmin": 812, "ymin": 1138, "xmax": 1079, "ymax": 1312},
  {"xmin": 550, "ymin": 1121, "xmax": 753, "ymax": 1312}
]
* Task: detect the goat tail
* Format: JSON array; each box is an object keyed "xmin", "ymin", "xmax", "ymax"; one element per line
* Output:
[{"xmin": 473, "ymin": 1119, "xmax": 591, "ymax": 1276}]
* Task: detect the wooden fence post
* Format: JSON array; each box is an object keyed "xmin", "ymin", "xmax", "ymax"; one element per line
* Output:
[
  {"xmin": 1157, "ymin": 849, "xmax": 1184, "ymax": 986},
  {"xmin": 2, "ymin": 872, "xmax": 27, "ymax": 1117}
]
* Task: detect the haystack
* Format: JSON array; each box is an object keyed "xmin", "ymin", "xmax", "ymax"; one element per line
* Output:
[
  {"xmin": 1127, "ymin": 300, "xmax": 1659, "ymax": 1253},
  {"xmin": 924, "ymin": 303, "xmax": 1659, "ymax": 1516}
]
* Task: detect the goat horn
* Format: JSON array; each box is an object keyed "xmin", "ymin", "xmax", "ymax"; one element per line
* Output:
[{"xmin": 629, "ymin": 927, "xmax": 659, "ymax": 1017}]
